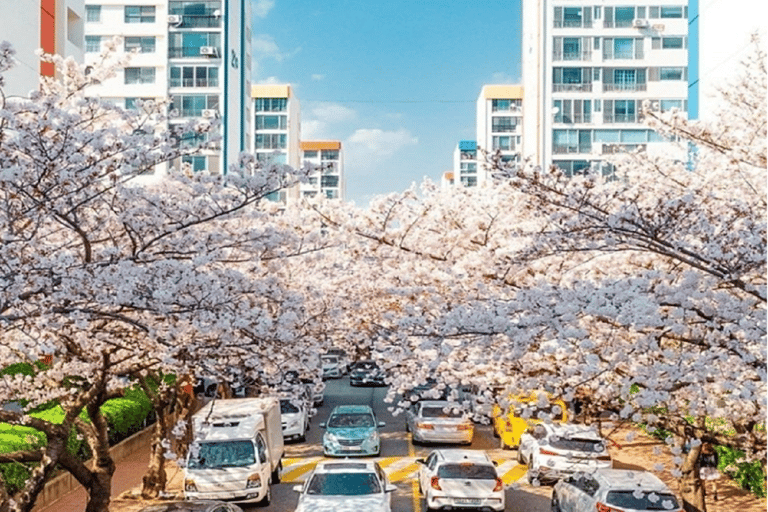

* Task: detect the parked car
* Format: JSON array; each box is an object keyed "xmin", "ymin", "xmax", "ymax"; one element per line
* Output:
[
  {"xmin": 416, "ymin": 449, "xmax": 504, "ymax": 512},
  {"xmin": 321, "ymin": 354, "xmax": 343, "ymax": 379},
  {"xmin": 324, "ymin": 348, "xmax": 350, "ymax": 373},
  {"xmin": 405, "ymin": 400, "xmax": 473, "ymax": 445},
  {"xmin": 551, "ymin": 469, "xmax": 683, "ymax": 512},
  {"xmin": 292, "ymin": 460, "xmax": 396, "ymax": 512},
  {"xmin": 279, "ymin": 397, "xmax": 310, "ymax": 442},
  {"xmin": 321, "ymin": 405, "xmax": 385, "ymax": 457},
  {"xmin": 138, "ymin": 500, "xmax": 243, "ymax": 512},
  {"xmin": 349, "ymin": 360, "xmax": 387, "ymax": 387},
  {"xmin": 518, "ymin": 422, "xmax": 612, "ymax": 484},
  {"xmin": 492, "ymin": 392, "xmax": 568, "ymax": 449}
]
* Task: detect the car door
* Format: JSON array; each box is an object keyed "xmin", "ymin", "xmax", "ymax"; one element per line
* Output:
[
  {"xmin": 420, "ymin": 452, "xmax": 437, "ymax": 495},
  {"xmin": 573, "ymin": 475, "xmax": 599, "ymax": 511}
]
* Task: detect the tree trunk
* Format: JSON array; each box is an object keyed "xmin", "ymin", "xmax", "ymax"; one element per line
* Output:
[
  {"xmin": 141, "ymin": 408, "xmax": 169, "ymax": 499},
  {"xmin": 83, "ymin": 462, "xmax": 114, "ymax": 512},
  {"xmin": 679, "ymin": 442, "xmax": 707, "ymax": 512}
]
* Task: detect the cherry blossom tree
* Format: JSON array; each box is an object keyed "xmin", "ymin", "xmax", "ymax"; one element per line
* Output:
[{"xmin": 0, "ymin": 43, "xmax": 333, "ymax": 512}]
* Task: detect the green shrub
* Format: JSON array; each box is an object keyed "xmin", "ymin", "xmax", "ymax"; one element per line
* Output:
[{"xmin": 715, "ymin": 445, "xmax": 767, "ymax": 498}]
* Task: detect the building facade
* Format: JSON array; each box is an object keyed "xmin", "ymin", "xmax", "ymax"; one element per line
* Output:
[
  {"xmin": 83, "ymin": 0, "xmax": 252, "ymax": 175},
  {"xmin": 2, "ymin": 0, "xmax": 85, "ymax": 97},
  {"xmin": 300, "ymin": 141, "xmax": 344, "ymax": 200},
  {"xmin": 476, "ymin": 85, "xmax": 524, "ymax": 182},
  {"xmin": 452, "ymin": 140, "xmax": 478, "ymax": 187},
  {"xmin": 522, "ymin": 0, "xmax": 693, "ymax": 174}
]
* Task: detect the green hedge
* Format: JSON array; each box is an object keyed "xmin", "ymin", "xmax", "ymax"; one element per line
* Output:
[{"xmin": 0, "ymin": 383, "xmax": 154, "ymax": 495}]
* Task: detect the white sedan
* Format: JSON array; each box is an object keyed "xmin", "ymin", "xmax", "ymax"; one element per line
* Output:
[
  {"xmin": 279, "ymin": 397, "xmax": 309, "ymax": 442},
  {"xmin": 405, "ymin": 400, "xmax": 473, "ymax": 445},
  {"xmin": 518, "ymin": 422, "xmax": 612, "ymax": 484},
  {"xmin": 551, "ymin": 469, "xmax": 683, "ymax": 512},
  {"xmin": 293, "ymin": 460, "xmax": 396, "ymax": 512},
  {"xmin": 417, "ymin": 449, "xmax": 504, "ymax": 512}
]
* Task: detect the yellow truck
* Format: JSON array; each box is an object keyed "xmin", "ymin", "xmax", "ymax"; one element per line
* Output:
[{"xmin": 492, "ymin": 393, "xmax": 568, "ymax": 450}]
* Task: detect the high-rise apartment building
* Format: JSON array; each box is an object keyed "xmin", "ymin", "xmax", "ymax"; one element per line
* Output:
[
  {"xmin": 252, "ymin": 83, "xmax": 301, "ymax": 201},
  {"xmin": 452, "ymin": 140, "xmax": 479, "ymax": 187},
  {"xmin": 2, "ymin": 0, "xmax": 85, "ymax": 97},
  {"xmin": 476, "ymin": 85, "xmax": 525, "ymax": 182},
  {"xmin": 522, "ymin": 1, "xmax": 694, "ymax": 174},
  {"xmin": 83, "ymin": 0, "xmax": 252, "ymax": 175},
  {"xmin": 299, "ymin": 141, "xmax": 344, "ymax": 200}
]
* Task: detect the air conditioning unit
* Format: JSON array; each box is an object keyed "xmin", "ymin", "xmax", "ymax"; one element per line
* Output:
[
  {"xmin": 632, "ymin": 18, "xmax": 649, "ymax": 28},
  {"xmin": 202, "ymin": 109, "xmax": 218, "ymax": 119},
  {"xmin": 199, "ymin": 46, "xmax": 218, "ymax": 57},
  {"xmin": 167, "ymin": 14, "xmax": 182, "ymax": 25}
]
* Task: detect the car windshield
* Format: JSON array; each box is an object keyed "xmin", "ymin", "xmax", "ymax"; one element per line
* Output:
[
  {"xmin": 322, "ymin": 356, "xmax": 339, "ymax": 363},
  {"xmin": 606, "ymin": 491, "xmax": 680, "ymax": 510},
  {"xmin": 280, "ymin": 400, "xmax": 300, "ymax": 414},
  {"xmin": 437, "ymin": 463, "xmax": 497, "ymax": 480},
  {"xmin": 306, "ymin": 472, "xmax": 382, "ymax": 495},
  {"xmin": 328, "ymin": 412, "xmax": 375, "ymax": 428},
  {"xmin": 517, "ymin": 404, "xmax": 564, "ymax": 422},
  {"xmin": 422, "ymin": 406, "xmax": 463, "ymax": 418},
  {"xmin": 549, "ymin": 437, "xmax": 604, "ymax": 452},
  {"xmin": 188, "ymin": 440, "xmax": 255, "ymax": 469},
  {"xmin": 355, "ymin": 362, "xmax": 378, "ymax": 371}
]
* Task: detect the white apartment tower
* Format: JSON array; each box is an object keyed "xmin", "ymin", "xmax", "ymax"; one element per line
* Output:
[
  {"xmin": 476, "ymin": 85, "xmax": 524, "ymax": 183},
  {"xmin": 252, "ymin": 84, "xmax": 301, "ymax": 202},
  {"xmin": 84, "ymin": 0, "xmax": 252, "ymax": 175},
  {"xmin": 522, "ymin": 1, "xmax": 693, "ymax": 174},
  {"xmin": 300, "ymin": 141, "xmax": 345, "ymax": 200},
  {"xmin": 451, "ymin": 140, "xmax": 478, "ymax": 187}
]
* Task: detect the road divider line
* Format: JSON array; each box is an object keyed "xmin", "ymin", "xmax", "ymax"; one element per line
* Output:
[
  {"xmin": 501, "ymin": 463, "xmax": 528, "ymax": 485},
  {"xmin": 408, "ymin": 433, "xmax": 421, "ymax": 512},
  {"xmin": 281, "ymin": 458, "xmax": 322, "ymax": 483}
]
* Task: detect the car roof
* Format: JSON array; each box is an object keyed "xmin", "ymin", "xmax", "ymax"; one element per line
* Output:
[
  {"xmin": 314, "ymin": 460, "xmax": 378, "ymax": 473},
  {"xmin": 331, "ymin": 405, "xmax": 374, "ymax": 414},
  {"xmin": 538, "ymin": 422, "xmax": 603, "ymax": 439},
  {"xmin": 419, "ymin": 400, "xmax": 461, "ymax": 408},
  {"xmin": 594, "ymin": 469, "xmax": 670, "ymax": 491},
  {"xmin": 435, "ymin": 449, "xmax": 493, "ymax": 464}
]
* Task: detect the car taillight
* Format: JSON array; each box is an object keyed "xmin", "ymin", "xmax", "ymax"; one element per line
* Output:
[
  {"xmin": 430, "ymin": 476, "xmax": 442, "ymax": 490},
  {"xmin": 596, "ymin": 503, "xmax": 623, "ymax": 512},
  {"xmin": 417, "ymin": 423, "xmax": 434, "ymax": 430},
  {"xmin": 539, "ymin": 448, "xmax": 558, "ymax": 456},
  {"xmin": 457, "ymin": 424, "xmax": 472, "ymax": 431},
  {"xmin": 493, "ymin": 477, "xmax": 504, "ymax": 492}
]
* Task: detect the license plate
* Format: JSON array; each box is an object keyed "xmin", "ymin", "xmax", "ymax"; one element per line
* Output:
[{"xmin": 455, "ymin": 498, "xmax": 481, "ymax": 505}]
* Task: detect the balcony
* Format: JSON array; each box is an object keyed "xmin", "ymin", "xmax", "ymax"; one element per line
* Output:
[
  {"xmin": 552, "ymin": 144, "xmax": 592, "ymax": 155},
  {"xmin": 169, "ymin": 78, "xmax": 219, "ymax": 88},
  {"xmin": 602, "ymin": 143, "xmax": 646, "ymax": 154},
  {"xmin": 553, "ymin": 83, "xmax": 592, "ymax": 93},
  {"xmin": 603, "ymin": 83, "xmax": 646, "ymax": 92},
  {"xmin": 555, "ymin": 113, "xmax": 592, "ymax": 124},
  {"xmin": 603, "ymin": 114, "xmax": 638, "ymax": 124},
  {"xmin": 554, "ymin": 19, "xmax": 593, "ymax": 28},
  {"xmin": 553, "ymin": 50, "xmax": 592, "ymax": 61},
  {"xmin": 172, "ymin": 15, "xmax": 222, "ymax": 28},
  {"xmin": 168, "ymin": 46, "xmax": 220, "ymax": 58}
]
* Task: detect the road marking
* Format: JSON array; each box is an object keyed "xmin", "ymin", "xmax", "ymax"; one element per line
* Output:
[
  {"xmin": 409, "ymin": 433, "xmax": 421, "ymax": 512},
  {"xmin": 279, "ymin": 454, "xmax": 527, "ymax": 486}
]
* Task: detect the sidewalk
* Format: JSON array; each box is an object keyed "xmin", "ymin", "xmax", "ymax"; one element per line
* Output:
[{"xmin": 37, "ymin": 444, "xmax": 155, "ymax": 512}]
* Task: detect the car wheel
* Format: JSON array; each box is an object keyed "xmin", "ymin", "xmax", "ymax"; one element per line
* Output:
[
  {"xmin": 551, "ymin": 492, "xmax": 562, "ymax": 512},
  {"xmin": 271, "ymin": 460, "xmax": 282, "ymax": 484},
  {"xmin": 516, "ymin": 448, "xmax": 525, "ymax": 464},
  {"xmin": 405, "ymin": 421, "xmax": 410, "ymax": 432},
  {"xmin": 500, "ymin": 436, "xmax": 509, "ymax": 450}
]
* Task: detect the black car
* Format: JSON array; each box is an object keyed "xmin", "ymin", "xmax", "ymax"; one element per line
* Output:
[{"xmin": 349, "ymin": 360, "xmax": 387, "ymax": 387}]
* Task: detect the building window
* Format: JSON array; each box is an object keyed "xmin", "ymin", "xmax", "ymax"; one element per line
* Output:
[
  {"xmin": 124, "ymin": 67, "xmax": 156, "ymax": 84},
  {"xmin": 321, "ymin": 175, "xmax": 339, "ymax": 188},
  {"xmin": 170, "ymin": 66, "xmax": 219, "ymax": 87},
  {"xmin": 168, "ymin": 32, "xmax": 221, "ymax": 58},
  {"xmin": 614, "ymin": 6, "xmax": 634, "ymax": 27},
  {"xmin": 492, "ymin": 116, "xmax": 517, "ymax": 133},
  {"xmin": 613, "ymin": 38, "xmax": 635, "ymax": 59},
  {"xmin": 660, "ymin": 6, "xmax": 684, "ymax": 18},
  {"xmin": 492, "ymin": 136, "xmax": 513, "ymax": 151},
  {"xmin": 491, "ymin": 99, "xmax": 521, "ymax": 112},
  {"xmin": 125, "ymin": 36, "xmax": 156, "ymax": 53},
  {"xmin": 659, "ymin": 67, "xmax": 685, "ymax": 80},
  {"xmin": 170, "ymin": 94, "xmax": 220, "ymax": 117},
  {"xmin": 662, "ymin": 37, "xmax": 685, "ymax": 49},
  {"xmin": 255, "ymin": 98, "xmax": 288, "ymax": 112},
  {"xmin": 460, "ymin": 176, "xmax": 477, "ymax": 187},
  {"xmin": 125, "ymin": 97, "xmax": 152, "ymax": 110},
  {"xmin": 255, "ymin": 133, "xmax": 287, "ymax": 149},
  {"xmin": 321, "ymin": 149, "xmax": 339, "ymax": 160},
  {"xmin": 85, "ymin": 5, "xmax": 101, "ymax": 22},
  {"xmin": 303, "ymin": 150, "xmax": 318, "ymax": 159},
  {"xmin": 125, "ymin": 5, "xmax": 156, "ymax": 23},
  {"xmin": 255, "ymin": 114, "xmax": 287, "ymax": 130},
  {"xmin": 181, "ymin": 155, "xmax": 207, "ymax": 173},
  {"xmin": 659, "ymin": 99, "xmax": 683, "ymax": 111},
  {"xmin": 85, "ymin": 36, "xmax": 101, "ymax": 52}
]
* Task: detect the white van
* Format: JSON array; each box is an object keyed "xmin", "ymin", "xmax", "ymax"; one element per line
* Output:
[{"xmin": 184, "ymin": 397, "xmax": 284, "ymax": 505}]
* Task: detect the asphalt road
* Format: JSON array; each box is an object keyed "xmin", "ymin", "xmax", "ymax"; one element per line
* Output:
[{"xmin": 241, "ymin": 376, "xmax": 554, "ymax": 512}]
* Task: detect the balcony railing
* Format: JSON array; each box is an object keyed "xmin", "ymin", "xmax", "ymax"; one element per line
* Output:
[
  {"xmin": 553, "ymin": 144, "xmax": 592, "ymax": 154},
  {"xmin": 169, "ymin": 78, "xmax": 219, "ymax": 88},
  {"xmin": 604, "ymin": 19, "xmax": 635, "ymax": 28},
  {"xmin": 554, "ymin": 19, "xmax": 593, "ymax": 28},
  {"xmin": 555, "ymin": 113, "xmax": 592, "ymax": 124},
  {"xmin": 603, "ymin": 113, "xmax": 638, "ymax": 123},
  {"xmin": 171, "ymin": 15, "xmax": 222, "ymax": 28},
  {"xmin": 553, "ymin": 83, "xmax": 592, "ymax": 92},
  {"xmin": 603, "ymin": 143, "xmax": 646, "ymax": 154},
  {"xmin": 603, "ymin": 83, "xmax": 646, "ymax": 92},
  {"xmin": 554, "ymin": 50, "xmax": 592, "ymax": 61},
  {"xmin": 168, "ymin": 47, "xmax": 220, "ymax": 58}
]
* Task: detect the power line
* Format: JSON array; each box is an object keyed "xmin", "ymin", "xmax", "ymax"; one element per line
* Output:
[{"xmin": 302, "ymin": 99, "xmax": 475, "ymax": 104}]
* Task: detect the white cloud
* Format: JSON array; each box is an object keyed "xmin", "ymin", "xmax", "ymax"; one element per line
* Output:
[
  {"xmin": 309, "ymin": 103, "xmax": 356, "ymax": 124},
  {"xmin": 252, "ymin": 34, "xmax": 300, "ymax": 62},
  {"xmin": 257, "ymin": 76, "xmax": 283, "ymax": 84},
  {"xmin": 300, "ymin": 102, "xmax": 358, "ymax": 139},
  {"xmin": 301, "ymin": 120, "xmax": 325, "ymax": 140},
  {"xmin": 311, "ymin": 74, "xmax": 325, "ymax": 81},
  {"xmin": 490, "ymin": 71, "xmax": 518, "ymax": 83},
  {"xmin": 252, "ymin": 0, "xmax": 275, "ymax": 18},
  {"xmin": 344, "ymin": 128, "xmax": 418, "ymax": 176}
]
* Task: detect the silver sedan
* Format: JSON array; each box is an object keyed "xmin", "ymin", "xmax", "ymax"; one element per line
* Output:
[{"xmin": 405, "ymin": 400, "xmax": 474, "ymax": 445}]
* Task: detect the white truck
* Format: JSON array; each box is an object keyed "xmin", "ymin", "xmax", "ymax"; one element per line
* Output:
[{"xmin": 184, "ymin": 397, "xmax": 284, "ymax": 505}]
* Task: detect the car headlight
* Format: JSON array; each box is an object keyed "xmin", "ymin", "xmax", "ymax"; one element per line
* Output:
[
  {"xmin": 325, "ymin": 433, "xmax": 337, "ymax": 442},
  {"xmin": 287, "ymin": 419, "xmax": 299, "ymax": 428},
  {"xmin": 246, "ymin": 473, "xmax": 262, "ymax": 489},
  {"xmin": 184, "ymin": 479, "xmax": 197, "ymax": 492},
  {"xmin": 368, "ymin": 430, "xmax": 379, "ymax": 441}
]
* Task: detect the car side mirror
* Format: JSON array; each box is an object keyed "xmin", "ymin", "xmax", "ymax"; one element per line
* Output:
[
  {"xmin": 378, "ymin": 421, "xmax": 386, "ymax": 427},
  {"xmin": 492, "ymin": 460, "xmax": 498, "ymax": 466},
  {"xmin": 385, "ymin": 483, "xmax": 397, "ymax": 493},
  {"xmin": 293, "ymin": 485, "xmax": 303, "ymax": 492},
  {"xmin": 415, "ymin": 458, "xmax": 425, "ymax": 464},
  {"xmin": 319, "ymin": 422, "xmax": 326, "ymax": 428}
]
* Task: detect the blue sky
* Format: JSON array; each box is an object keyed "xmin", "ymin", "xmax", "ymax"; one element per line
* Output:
[{"xmin": 249, "ymin": 0, "xmax": 523, "ymax": 206}]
